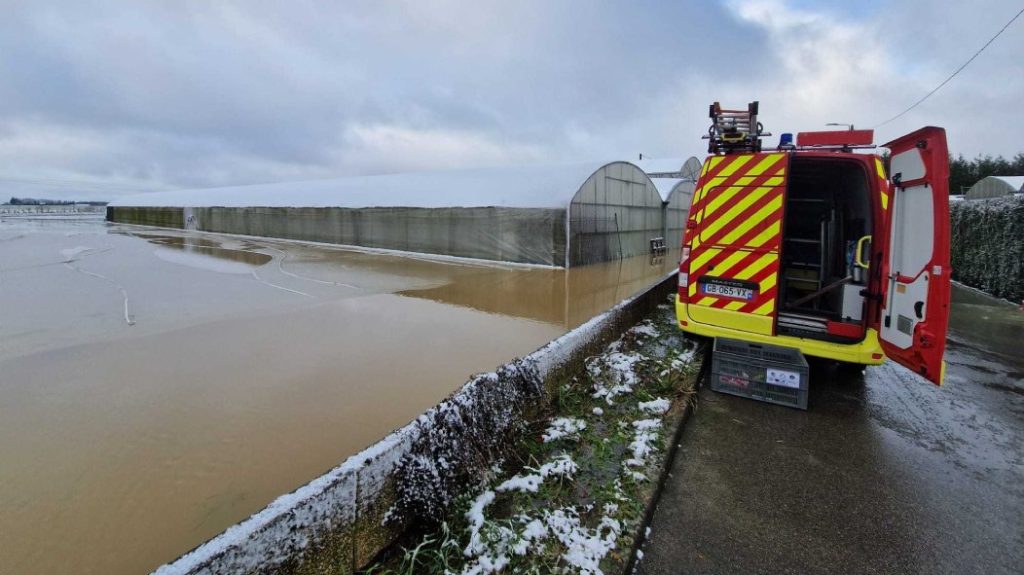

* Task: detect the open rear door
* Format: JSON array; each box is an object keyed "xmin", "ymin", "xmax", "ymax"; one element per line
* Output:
[{"xmin": 878, "ymin": 127, "xmax": 951, "ymax": 385}]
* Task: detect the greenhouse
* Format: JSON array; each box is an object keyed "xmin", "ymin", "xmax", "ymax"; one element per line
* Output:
[
  {"xmin": 965, "ymin": 175, "xmax": 1024, "ymax": 200},
  {"xmin": 107, "ymin": 161, "xmax": 666, "ymax": 267},
  {"xmin": 652, "ymin": 177, "xmax": 697, "ymax": 250}
]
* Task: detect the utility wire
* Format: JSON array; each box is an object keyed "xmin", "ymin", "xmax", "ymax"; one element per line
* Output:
[{"xmin": 874, "ymin": 5, "xmax": 1024, "ymax": 128}]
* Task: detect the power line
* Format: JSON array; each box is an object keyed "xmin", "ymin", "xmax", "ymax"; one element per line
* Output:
[{"xmin": 874, "ymin": 5, "xmax": 1024, "ymax": 129}]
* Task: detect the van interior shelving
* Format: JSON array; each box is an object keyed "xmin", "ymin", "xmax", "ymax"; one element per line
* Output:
[{"xmin": 777, "ymin": 157, "xmax": 872, "ymax": 343}]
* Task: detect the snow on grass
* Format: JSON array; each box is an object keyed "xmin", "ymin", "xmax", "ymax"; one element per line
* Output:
[
  {"xmin": 589, "ymin": 351, "xmax": 647, "ymax": 406},
  {"xmin": 543, "ymin": 417, "xmax": 587, "ymax": 443},
  {"xmin": 496, "ymin": 454, "xmax": 578, "ymax": 493},
  {"xmin": 625, "ymin": 419, "xmax": 662, "ymax": 466},
  {"xmin": 638, "ymin": 398, "xmax": 670, "ymax": 415},
  {"xmin": 544, "ymin": 507, "xmax": 622, "ymax": 575},
  {"xmin": 459, "ymin": 505, "xmax": 622, "ymax": 575},
  {"xmin": 464, "ymin": 490, "xmax": 497, "ymax": 557},
  {"xmin": 628, "ymin": 321, "xmax": 659, "ymax": 339},
  {"xmin": 412, "ymin": 309, "xmax": 696, "ymax": 575}
]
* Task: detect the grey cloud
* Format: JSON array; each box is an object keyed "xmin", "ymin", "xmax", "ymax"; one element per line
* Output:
[{"xmin": 0, "ymin": 0, "xmax": 1019, "ymax": 201}]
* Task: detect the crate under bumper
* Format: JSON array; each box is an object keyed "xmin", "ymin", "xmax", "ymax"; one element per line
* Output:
[{"xmin": 710, "ymin": 337, "xmax": 809, "ymax": 410}]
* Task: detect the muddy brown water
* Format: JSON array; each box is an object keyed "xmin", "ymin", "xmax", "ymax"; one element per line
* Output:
[{"xmin": 0, "ymin": 214, "xmax": 676, "ymax": 575}]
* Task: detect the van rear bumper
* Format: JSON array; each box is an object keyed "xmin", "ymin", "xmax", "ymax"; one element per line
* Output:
[{"xmin": 675, "ymin": 296, "xmax": 886, "ymax": 365}]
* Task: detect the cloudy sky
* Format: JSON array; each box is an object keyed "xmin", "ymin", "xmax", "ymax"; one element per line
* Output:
[{"xmin": 1, "ymin": 0, "xmax": 1021, "ymax": 201}]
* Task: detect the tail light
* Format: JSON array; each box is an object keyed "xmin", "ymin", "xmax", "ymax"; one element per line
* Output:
[{"xmin": 678, "ymin": 246, "xmax": 691, "ymax": 302}]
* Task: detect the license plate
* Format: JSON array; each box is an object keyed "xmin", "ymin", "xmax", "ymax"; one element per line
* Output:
[{"xmin": 702, "ymin": 283, "xmax": 754, "ymax": 300}]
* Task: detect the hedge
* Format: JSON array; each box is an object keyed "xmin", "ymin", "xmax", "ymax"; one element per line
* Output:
[{"xmin": 949, "ymin": 195, "xmax": 1024, "ymax": 302}]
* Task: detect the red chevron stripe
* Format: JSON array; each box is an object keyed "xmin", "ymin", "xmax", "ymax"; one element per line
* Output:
[
  {"xmin": 742, "ymin": 284, "xmax": 777, "ymax": 314},
  {"xmin": 690, "ymin": 155, "xmax": 786, "ymax": 216},
  {"xmin": 697, "ymin": 186, "xmax": 784, "ymax": 249},
  {"xmin": 689, "ymin": 213, "xmax": 782, "ymax": 279},
  {"xmin": 690, "ymin": 155, "xmax": 758, "ymax": 214},
  {"xmin": 690, "ymin": 245, "xmax": 765, "ymax": 287},
  {"xmin": 725, "ymin": 254, "xmax": 781, "ymax": 311},
  {"xmin": 700, "ymin": 253, "xmax": 780, "ymax": 310}
]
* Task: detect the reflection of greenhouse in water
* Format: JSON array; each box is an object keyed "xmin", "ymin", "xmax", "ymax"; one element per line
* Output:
[
  {"xmin": 399, "ymin": 251, "xmax": 679, "ymax": 329},
  {"xmin": 108, "ymin": 159, "xmax": 698, "ymax": 268}
]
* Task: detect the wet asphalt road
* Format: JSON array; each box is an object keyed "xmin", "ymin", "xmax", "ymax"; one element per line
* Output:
[{"xmin": 639, "ymin": 287, "xmax": 1024, "ymax": 575}]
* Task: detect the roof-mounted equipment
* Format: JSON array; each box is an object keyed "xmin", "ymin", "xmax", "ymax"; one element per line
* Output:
[
  {"xmin": 704, "ymin": 101, "xmax": 771, "ymax": 154},
  {"xmin": 796, "ymin": 129, "xmax": 876, "ymax": 151}
]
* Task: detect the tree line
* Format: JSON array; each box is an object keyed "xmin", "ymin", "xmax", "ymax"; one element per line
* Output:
[{"xmin": 6, "ymin": 197, "xmax": 107, "ymax": 206}]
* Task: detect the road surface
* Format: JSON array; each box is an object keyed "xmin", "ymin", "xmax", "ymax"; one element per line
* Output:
[{"xmin": 639, "ymin": 285, "xmax": 1023, "ymax": 574}]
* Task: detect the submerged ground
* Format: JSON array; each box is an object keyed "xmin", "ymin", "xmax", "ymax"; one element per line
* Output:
[{"xmin": 0, "ymin": 212, "xmax": 676, "ymax": 575}]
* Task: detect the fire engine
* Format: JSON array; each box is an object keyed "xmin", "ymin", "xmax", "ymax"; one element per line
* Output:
[{"xmin": 677, "ymin": 102, "xmax": 950, "ymax": 386}]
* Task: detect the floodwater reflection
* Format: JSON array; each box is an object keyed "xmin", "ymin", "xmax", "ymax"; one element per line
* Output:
[
  {"xmin": 0, "ymin": 217, "xmax": 679, "ymax": 575},
  {"xmin": 400, "ymin": 252, "xmax": 677, "ymax": 327},
  {"xmin": 148, "ymin": 235, "xmax": 273, "ymax": 273}
]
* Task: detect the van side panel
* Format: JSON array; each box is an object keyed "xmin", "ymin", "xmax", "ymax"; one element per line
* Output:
[{"xmin": 685, "ymin": 152, "xmax": 788, "ymax": 336}]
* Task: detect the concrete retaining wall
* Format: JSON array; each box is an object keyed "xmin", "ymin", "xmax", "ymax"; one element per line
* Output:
[
  {"xmin": 950, "ymin": 195, "xmax": 1024, "ymax": 302},
  {"xmin": 151, "ymin": 273, "xmax": 678, "ymax": 575}
]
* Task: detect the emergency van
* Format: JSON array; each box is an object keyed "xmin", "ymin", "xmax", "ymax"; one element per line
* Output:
[{"xmin": 676, "ymin": 102, "xmax": 950, "ymax": 385}]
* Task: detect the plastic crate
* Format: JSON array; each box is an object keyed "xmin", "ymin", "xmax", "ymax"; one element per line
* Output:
[
  {"xmin": 712, "ymin": 338, "xmax": 804, "ymax": 364},
  {"xmin": 710, "ymin": 339, "xmax": 809, "ymax": 410}
]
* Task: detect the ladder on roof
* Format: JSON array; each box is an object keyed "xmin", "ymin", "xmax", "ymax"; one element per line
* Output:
[{"xmin": 704, "ymin": 101, "xmax": 770, "ymax": 154}]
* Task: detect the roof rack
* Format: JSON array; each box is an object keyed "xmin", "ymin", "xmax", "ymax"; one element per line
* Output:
[{"xmin": 703, "ymin": 101, "xmax": 771, "ymax": 154}]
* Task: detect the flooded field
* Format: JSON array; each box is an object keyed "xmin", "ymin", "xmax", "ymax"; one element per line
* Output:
[{"xmin": 0, "ymin": 213, "xmax": 676, "ymax": 575}]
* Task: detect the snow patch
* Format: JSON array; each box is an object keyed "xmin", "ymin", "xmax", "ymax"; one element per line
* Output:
[
  {"xmin": 638, "ymin": 398, "xmax": 670, "ymax": 415},
  {"xmin": 626, "ymin": 419, "xmax": 662, "ymax": 465},
  {"xmin": 628, "ymin": 321, "xmax": 659, "ymax": 338},
  {"xmin": 590, "ymin": 351, "xmax": 647, "ymax": 405},
  {"xmin": 465, "ymin": 490, "xmax": 497, "ymax": 557},
  {"xmin": 542, "ymin": 417, "xmax": 587, "ymax": 443},
  {"xmin": 545, "ymin": 507, "xmax": 622, "ymax": 575},
  {"xmin": 496, "ymin": 455, "xmax": 578, "ymax": 493}
]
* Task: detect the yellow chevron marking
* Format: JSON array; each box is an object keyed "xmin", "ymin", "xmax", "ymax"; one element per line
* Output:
[
  {"xmin": 697, "ymin": 296, "xmax": 716, "ymax": 306},
  {"xmin": 715, "ymin": 195, "xmax": 783, "ymax": 246},
  {"xmin": 693, "ymin": 156, "xmax": 778, "ymax": 221},
  {"xmin": 700, "ymin": 160, "xmax": 714, "ymax": 179},
  {"xmin": 700, "ymin": 184, "xmax": 746, "ymax": 224},
  {"xmin": 759, "ymin": 272, "xmax": 778, "ymax": 291},
  {"xmin": 747, "ymin": 220, "xmax": 782, "ymax": 249},
  {"xmin": 875, "ymin": 158, "xmax": 890, "ymax": 211},
  {"xmin": 752, "ymin": 299, "xmax": 776, "ymax": 315},
  {"xmin": 724, "ymin": 300, "xmax": 745, "ymax": 311},
  {"xmin": 690, "ymin": 250, "xmax": 751, "ymax": 285},
  {"xmin": 716, "ymin": 154, "xmax": 754, "ymax": 179},
  {"xmin": 700, "ymin": 185, "xmax": 776, "ymax": 243},
  {"xmin": 747, "ymin": 153, "xmax": 786, "ymax": 176},
  {"xmin": 734, "ymin": 253, "xmax": 776, "ymax": 280},
  {"xmin": 688, "ymin": 246, "xmax": 722, "ymax": 277}
]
